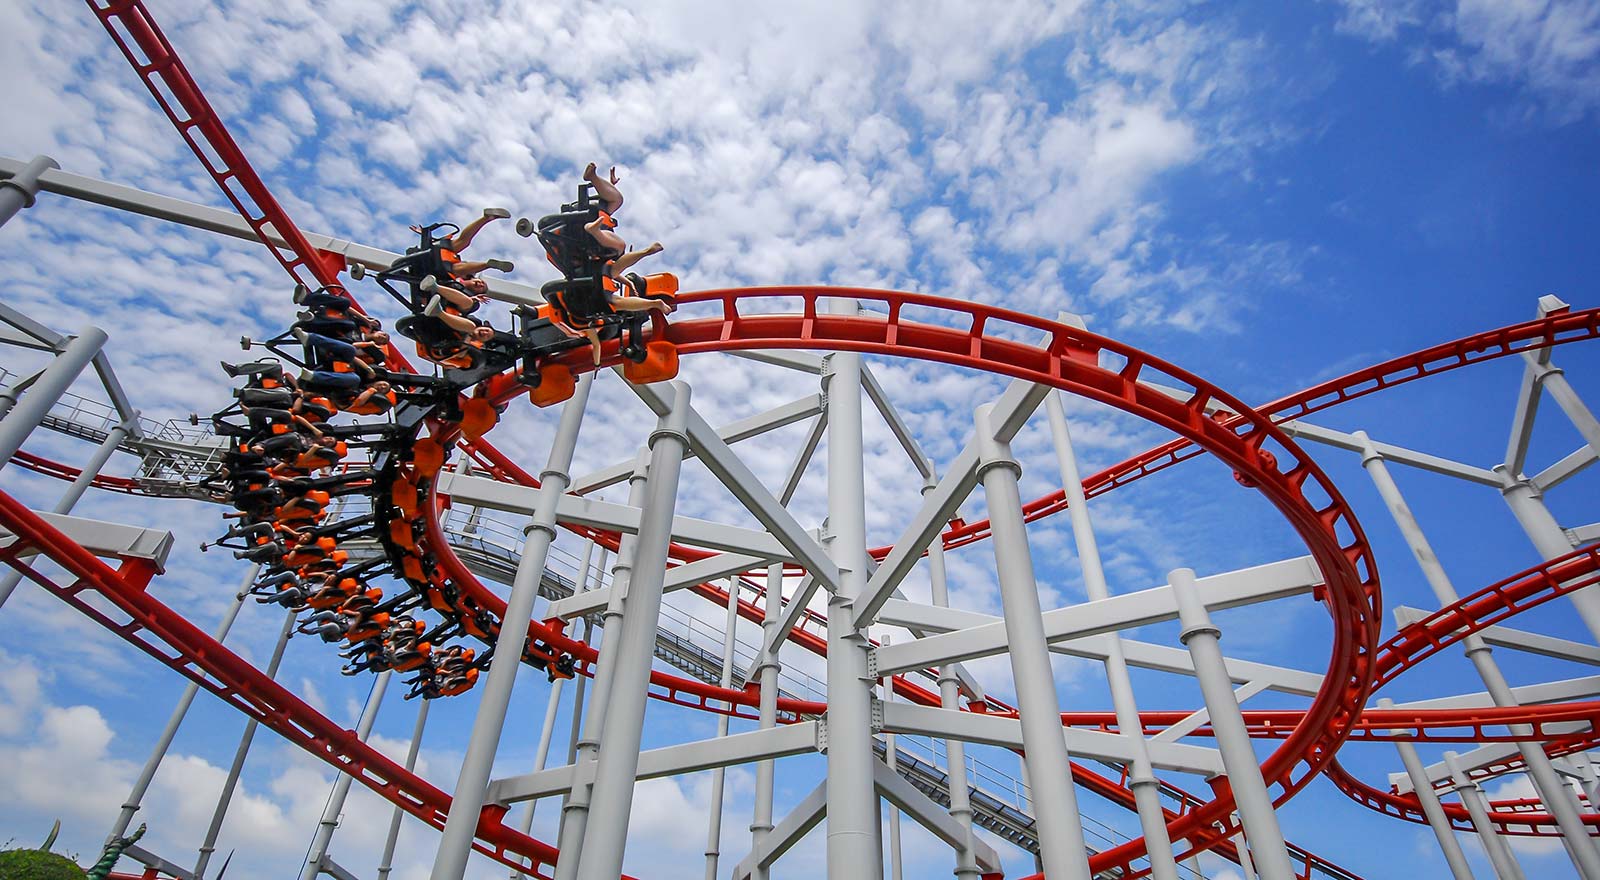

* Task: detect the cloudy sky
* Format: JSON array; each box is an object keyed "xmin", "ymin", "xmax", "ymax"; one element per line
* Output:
[{"xmin": 2, "ymin": 1, "xmax": 1600, "ymax": 878}]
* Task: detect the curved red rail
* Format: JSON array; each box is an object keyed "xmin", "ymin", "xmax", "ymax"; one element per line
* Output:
[{"xmin": 407, "ymin": 287, "xmax": 1382, "ymax": 875}]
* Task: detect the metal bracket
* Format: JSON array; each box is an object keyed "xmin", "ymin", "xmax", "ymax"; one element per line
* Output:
[
  {"xmin": 863, "ymin": 646, "xmax": 878, "ymax": 679},
  {"xmin": 814, "ymin": 717, "xmax": 829, "ymax": 754},
  {"xmin": 870, "ymin": 698, "xmax": 885, "ymax": 732}
]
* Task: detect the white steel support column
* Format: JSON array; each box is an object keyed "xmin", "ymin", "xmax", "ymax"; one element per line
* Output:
[
  {"xmin": 925, "ymin": 514, "xmax": 980, "ymax": 880},
  {"xmin": 1445, "ymin": 751, "xmax": 1527, "ymax": 880},
  {"xmin": 1379, "ymin": 699, "xmax": 1476, "ymax": 880},
  {"xmin": 1169, "ymin": 568, "xmax": 1294, "ymax": 880},
  {"xmin": 556, "ymin": 460, "xmax": 645, "ymax": 879},
  {"xmin": 511, "ymin": 682, "xmax": 564, "ymax": 880},
  {"xmin": 882, "ymin": 635, "xmax": 904, "ymax": 880},
  {"xmin": 432, "ymin": 372, "xmax": 594, "ymax": 880},
  {"xmin": 0, "ymin": 326, "xmax": 107, "ymax": 473},
  {"xmin": 0, "ymin": 419, "xmax": 131, "ymax": 608},
  {"xmin": 1360, "ymin": 434, "xmax": 1600, "ymax": 876},
  {"xmin": 1496, "ymin": 462, "xmax": 1600, "ymax": 644},
  {"xmin": 973, "ymin": 402, "xmax": 1092, "ymax": 880},
  {"xmin": 0, "ymin": 155, "xmax": 57, "ymax": 228},
  {"xmin": 194, "ymin": 608, "xmax": 295, "ymax": 878},
  {"xmin": 1046, "ymin": 391, "xmax": 1179, "ymax": 879},
  {"xmin": 108, "ymin": 566, "xmax": 256, "ymax": 842},
  {"xmin": 379, "ymin": 698, "xmax": 431, "ymax": 880},
  {"xmin": 826, "ymin": 325, "xmax": 887, "ymax": 880},
  {"xmin": 302, "ymin": 670, "xmax": 391, "ymax": 880},
  {"xmin": 706, "ymin": 578, "xmax": 742, "ymax": 880},
  {"xmin": 574, "ymin": 382, "xmax": 692, "ymax": 880},
  {"xmin": 750, "ymin": 561, "xmax": 784, "ymax": 880},
  {"xmin": 514, "ymin": 542, "xmax": 599, "ymax": 880}
]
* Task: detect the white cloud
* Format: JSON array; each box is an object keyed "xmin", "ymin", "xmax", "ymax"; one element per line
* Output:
[{"xmin": 1331, "ymin": 0, "xmax": 1600, "ymax": 123}]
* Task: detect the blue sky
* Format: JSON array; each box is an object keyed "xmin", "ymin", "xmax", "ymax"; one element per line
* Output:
[{"xmin": 2, "ymin": 1, "xmax": 1600, "ymax": 879}]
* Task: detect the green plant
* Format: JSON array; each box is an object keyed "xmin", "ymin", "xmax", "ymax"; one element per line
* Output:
[{"xmin": 0, "ymin": 847, "xmax": 88, "ymax": 879}]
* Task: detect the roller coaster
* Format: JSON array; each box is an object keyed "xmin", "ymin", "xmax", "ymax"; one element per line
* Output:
[{"xmin": 1, "ymin": 3, "xmax": 1598, "ymax": 880}]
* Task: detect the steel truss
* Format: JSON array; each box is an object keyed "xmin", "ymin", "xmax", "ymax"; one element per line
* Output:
[{"xmin": 0, "ymin": 3, "xmax": 1597, "ymax": 880}]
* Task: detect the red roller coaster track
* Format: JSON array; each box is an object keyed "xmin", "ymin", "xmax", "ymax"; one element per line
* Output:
[{"xmin": 0, "ymin": 2, "xmax": 1588, "ymax": 879}]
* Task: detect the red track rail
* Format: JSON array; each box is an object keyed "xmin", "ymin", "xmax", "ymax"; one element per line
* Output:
[{"xmin": 938, "ymin": 305, "xmax": 1600, "ymax": 553}]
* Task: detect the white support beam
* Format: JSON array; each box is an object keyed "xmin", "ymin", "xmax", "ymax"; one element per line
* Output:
[
  {"xmin": 1389, "ymin": 674, "xmax": 1600, "ymax": 711},
  {"xmin": 1071, "ymin": 636, "xmax": 1325, "ymax": 698},
  {"xmin": 872, "ymin": 761, "xmax": 1001, "ymax": 873},
  {"xmin": 761, "ymin": 575, "xmax": 822, "ymax": 657},
  {"xmin": 1280, "ymin": 420, "xmax": 1502, "ymax": 486},
  {"xmin": 861, "ymin": 363, "xmax": 935, "ymax": 482},
  {"xmin": 874, "ymin": 556, "xmax": 1323, "ymax": 676},
  {"xmin": 778, "ymin": 413, "xmax": 826, "ymax": 505},
  {"xmin": 1505, "ymin": 357, "xmax": 1546, "ymax": 479},
  {"xmin": 852, "ymin": 379, "xmax": 1064, "ymax": 628},
  {"xmin": 545, "ymin": 552, "xmax": 770, "ymax": 620},
  {"xmin": 873, "ymin": 599, "xmax": 997, "ymax": 634},
  {"xmin": 1394, "ymin": 605, "xmax": 1600, "ymax": 666},
  {"xmin": 628, "ymin": 380, "xmax": 843, "ymax": 591},
  {"xmin": 1573, "ymin": 522, "xmax": 1600, "ymax": 547},
  {"xmin": 1534, "ymin": 446, "xmax": 1598, "ymax": 492},
  {"xmin": 437, "ymin": 472, "xmax": 793, "ymax": 560},
  {"xmin": 881, "ymin": 701, "xmax": 1224, "ymax": 776},
  {"xmin": 0, "ymin": 156, "xmax": 547, "ymax": 309},
  {"xmin": 1391, "ymin": 725, "xmax": 1591, "ymax": 795},
  {"xmin": 568, "ymin": 394, "xmax": 824, "ymax": 495},
  {"xmin": 1150, "ymin": 679, "xmax": 1273, "ymax": 745},
  {"xmin": 487, "ymin": 722, "xmax": 820, "ymax": 805},
  {"xmin": 731, "ymin": 781, "xmax": 827, "ymax": 880},
  {"xmin": 727, "ymin": 350, "xmax": 826, "ymax": 374},
  {"xmin": 0, "ymin": 510, "xmax": 173, "ymax": 571}
]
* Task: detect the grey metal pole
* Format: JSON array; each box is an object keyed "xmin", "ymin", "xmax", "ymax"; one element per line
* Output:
[
  {"xmin": 379, "ymin": 698, "xmax": 431, "ymax": 880},
  {"xmin": 0, "ymin": 155, "xmax": 59, "ymax": 228},
  {"xmin": 513, "ymin": 541, "xmax": 599, "ymax": 880},
  {"xmin": 556, "ymin": 458, "xmax": 646, "ymax": 880},
  {"xmin": 1046, "ymin": 391, "xmax": 1179, "ymax": 879},
  {"xmin": 194, "ymin": 609, "xmax": 295, "ymax": 878},
  {"xmin": 1379, "ymin": 699, "xmax": 1476, "ymax": 880},
  {"xmin": 925, "ymin": 516, "xmax": 981, "ymax": 880},
  {"xmin": 1495, "ymin": 462, "xmax": 1600, "ymax": 647},
  {"xmin": 0, "ymin": 367, "xmax": 39, "ymax": 422},
  {"xmin": 431, "ymin": 372, "xmax": 593, "ymax": 880},
  {"xmin": 1169, "ymin": 568, "xmax": 1295, "ymax": 880},
  {"xmin": 973, "ymin": 402, "xmax": 1092, "ymax": 880},
  {"xmin": 824, "ymin": 330, "xmax": 886, "ymax": 880},
  {"xmin": 1360, "ymin": 435, "xmax": 1600, "ymax": 875},
  {"xmin": 0, "ymin": 420, "xmax": 130, "ymax": 609},
  {"xmin": 881, "ymin": 635, "xmax": 903, "ymax": 880},
  {"xmin": 511, "ymin": 677, "xmax": 564, "ymax": 880},
  {"xmin": 705, "ymin": 577, "xmax": 742, "ymax": 880},
  {"xmin": 574, "ymin": 382, "xmax": 691, "ymax": 880},
  {"xmin": 302, "ymin": 670, "xmax": 392, "ymax": 880},
  {"xmin": 1579, "ymin": 759, "xmax": 1600, "ymax": 813},
  {"xmin": 1532, "ymin": 362, "xmax": 1600, "ymax": 453},
  {"xmin": 750, "ymin": 561, "xmax": 784, "ymax": 880},
  {"xmin": 0, "ymin": 326, "xmax": 107, "ymax": 473},
  {"xmin": 108, "ymin": 566, "xmax": 257, "ymax": 842},
  {"xmin": 1445, "ymin": 751, "xmax": 1527, "ymax": 880}
]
